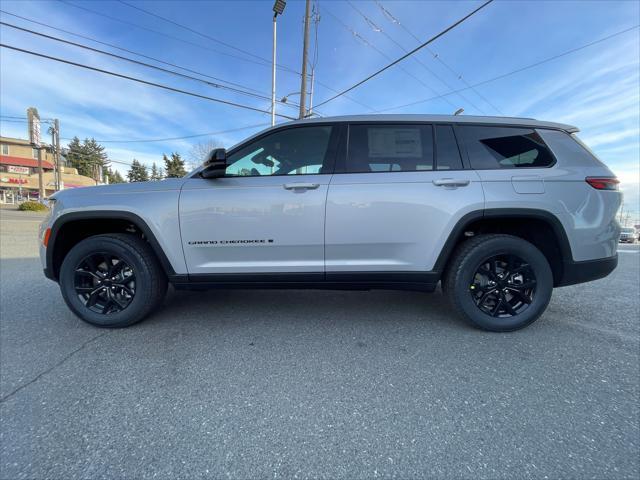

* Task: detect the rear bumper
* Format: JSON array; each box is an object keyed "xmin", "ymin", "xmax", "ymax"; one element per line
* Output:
[{"xmin": 557, "ymin": 254, "xmax": 618, "ymax": 287}]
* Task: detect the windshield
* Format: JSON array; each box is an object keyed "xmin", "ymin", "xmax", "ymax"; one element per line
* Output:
[{"xmin": 621, "ymin": 228, "xmax": 635, "ymax": 233}]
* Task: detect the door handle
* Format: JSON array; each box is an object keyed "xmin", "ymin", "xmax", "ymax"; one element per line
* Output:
[
  {"xmin": 433, "ymin": 178, "xmax": 470, "ymax": 187},
  {"xmin": 283, "ymin": 182, "xmax": 320, "ymax": 190}
]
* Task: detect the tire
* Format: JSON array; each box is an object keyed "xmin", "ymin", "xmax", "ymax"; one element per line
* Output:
[
  {"xmin": 442, "ymin": 234, "xmax": 553, "ymax": 332},
  {"xmin": 59, "ymin": 234, "xmax": 168, "ymax": 328}
]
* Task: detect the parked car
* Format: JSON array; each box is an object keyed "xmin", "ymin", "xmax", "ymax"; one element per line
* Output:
[
  {"xmin": 39, "ymin": 115, "xmax": 621, "ymax": 332},
  {"xmin": 619, "ymin": 227, "xmax": 638, "ymax": 243}
]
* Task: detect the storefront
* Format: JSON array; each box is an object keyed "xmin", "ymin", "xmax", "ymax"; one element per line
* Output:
[{"xmin": 0, "ymin": 167, "xmax": 98, "ymax": 203}]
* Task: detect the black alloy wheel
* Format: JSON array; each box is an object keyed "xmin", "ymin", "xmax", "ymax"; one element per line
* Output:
[
  {"xmin": 469, "ymin": 254, "xmax": 537, "ymax": 318},
  {"xmin": 60, "ymin": 233, "xmax": 167, "ymax": 327},
  {"xmin": 74, "ymin": 253, "xmax": 136, "ymax": 314},
  {"xmin": 443, "ymin": 234, "xmax": 553, "ymax": 332}
]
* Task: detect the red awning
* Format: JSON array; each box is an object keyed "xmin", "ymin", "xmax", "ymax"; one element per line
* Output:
[{"xmin": 0, "ymin": 155, "xmax": 55, "ymax": 169}]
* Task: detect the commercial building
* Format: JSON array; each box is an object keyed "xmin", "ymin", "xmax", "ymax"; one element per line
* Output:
[{"xmin": 0, "ymin": 136, "xmax": 98, "ymax": 203}]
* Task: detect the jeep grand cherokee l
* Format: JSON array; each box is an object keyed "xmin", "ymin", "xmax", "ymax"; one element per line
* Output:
[{"xmin": 39, "ymin": 115, "xmax": 621, "ymax": 332}]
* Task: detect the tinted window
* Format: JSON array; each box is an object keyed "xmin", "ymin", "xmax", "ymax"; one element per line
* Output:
[
  {"xmin": 537, "ymin": 129, "xmax": 604, "ymax": 168},
  {"xmin": 345, "ymin": 124, "xmax": 433, "ymax": 173},
  {"xmin": 460, "ymin": 126, "xmax": 555, "ymax": 169},
  {"xmin": 435, "ymin": 125, "xmax": 463, "ymax": 170},
  {"xmin": 225, "ymin": 126, "xmax": 333, "ymax": 176}
]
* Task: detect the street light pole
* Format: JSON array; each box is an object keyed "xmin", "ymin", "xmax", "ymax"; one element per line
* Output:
[
  {"xmin": 271, "ymin": 0, "xmax": 286, "ymax": 127},
  {"xmin": 271, "ymin": 14, "xmax": 277, "ymax": 127}
]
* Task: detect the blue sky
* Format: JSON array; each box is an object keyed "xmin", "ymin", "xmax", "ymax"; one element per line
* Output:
[{"xmin": 1, "ymin": 0, "xmax": 638, "ymax": 217}]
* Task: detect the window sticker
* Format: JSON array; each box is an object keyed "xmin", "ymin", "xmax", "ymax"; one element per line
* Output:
[{"xmin": 367, "ymin": 128, "xmax": 422, "ymax": 158}]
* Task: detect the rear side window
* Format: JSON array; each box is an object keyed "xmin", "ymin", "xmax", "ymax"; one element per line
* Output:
[
  {"xmin": 434, "ymin": 125, "xmax": 463, "ymax": 170},
  {"xmin": 345, "ymin": 124, "xmax": 433, "ymax": 173},
  {"xmin": 537, "ymin": 129, "xmax": 605, "ymax": 168},
  {"xmin": 459, "ymin": 126, "xmax": 555, "ymax": 169}
]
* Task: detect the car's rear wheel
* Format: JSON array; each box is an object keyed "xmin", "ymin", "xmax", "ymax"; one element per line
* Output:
[
  {"xmin": 443, "ymin": 234, "xmax": 553, "ymax": 332},
  {"xmin": 59, "ymin": 234, "xmax": 167, "ymax": 328}
]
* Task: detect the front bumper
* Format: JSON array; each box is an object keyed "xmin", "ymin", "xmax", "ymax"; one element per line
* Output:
[{"xmin": 557, "ymin": 254, "xmax": 618, "ymax": 287}]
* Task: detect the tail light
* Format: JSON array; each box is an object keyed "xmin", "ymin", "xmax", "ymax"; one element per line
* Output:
[{"xmin": 585, "ymin": 177, "xmax": 619, "ymax": 191}]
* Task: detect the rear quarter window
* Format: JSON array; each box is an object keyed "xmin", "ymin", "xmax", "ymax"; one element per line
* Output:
[
  {"xmin": 537, "ymin": 129, "xmax": 606, "ymax": 168},
  {"xmin": 459, "ymin": 126, "xmax": 555, "ymax": 169}
]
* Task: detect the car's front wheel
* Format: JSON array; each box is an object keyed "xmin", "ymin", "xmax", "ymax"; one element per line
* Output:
[
  {"xmin": 443, "ymin": 234, "xmax": 553, "ymax": 332},
  {"xmin": 59, "ymin": 234, "xmax": 167, "ymax": 328}
]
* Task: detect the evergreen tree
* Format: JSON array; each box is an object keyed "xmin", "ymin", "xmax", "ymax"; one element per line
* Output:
[
  {"xmin": 106, "ymin": 168, "xmax": 126, "ymax": 184},
  {"xmin": 127, "ymin": 159, "xmax": 149, "ymax": 182},
  {"xmin": 65, "ymin": 137, "xmax": 110, "ymax": 180},
  {"xmin": 150, "ymin": 162, "xmax": 163, "ymax": 181},
  {"xmin": 164, "ymin": 152, "xmax": 187, "ymax": 178}
]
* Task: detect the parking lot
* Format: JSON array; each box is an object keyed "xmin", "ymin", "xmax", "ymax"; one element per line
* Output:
[{"xmin": 0, "ymin": 207, "xmax": 638, "ymax": 479}]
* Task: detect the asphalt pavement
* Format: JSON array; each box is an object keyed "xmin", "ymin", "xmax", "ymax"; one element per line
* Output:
[{"xmin": 1, "ymin": 208, "xmax": 638, "ymax": 479}]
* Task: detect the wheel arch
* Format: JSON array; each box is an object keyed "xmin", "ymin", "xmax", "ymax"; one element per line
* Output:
[
  {"xmin": 434, "ymin": 208, "xmax": 573, "ymax": 287},
  {"xmin": 46, "ymin": 210, "xmax": 176, "ymax": 281}
]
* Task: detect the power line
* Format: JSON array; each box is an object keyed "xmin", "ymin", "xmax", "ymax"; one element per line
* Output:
[
  {"xmin": 51, "ymin": 2, "xmax": 375, "ymax": 111},
  {"xmin": 0, "ymin": 9, "xmax": 267, "ymax": 95},
  {"xmin": 116, "ymin": 0, "xmax": 373, "ymax": 112},
  {"xmin": 0, "ymin": 21, "xmax": 308, "ymax": 113},
  {"xmin": 322, "ymin": 6, "xmax": 458, "ymax": 110},
  {"xmin": 314, "ymin": 0, "xmax": 495, "ymax": 109},
  {"xmin": 0, "ymin": 43, "xmax": 298, "ymax": 120},
  {"xmin": 58, "ymin": 0, "xmax": 272, "ymax": 69},
  {"xmin": 117, "ymin": 0, "xmax": 281, "ymax": 70},
  {"xmin": 374, "ymin": 0, "xmax": 503, "ymax": 114},
  {"xmin": 347, "ymin": 0, "xmax": 486, "ymax": 114},
  {"xmin": 61, "ymin": 123, "xmax": 270, "ymax": 144},
  {"xmin": 376, "ymin": 24, "xmax": 640, "ymax": 113}
]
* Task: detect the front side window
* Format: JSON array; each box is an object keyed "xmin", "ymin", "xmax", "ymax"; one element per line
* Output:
[
  {"xmin": 225, "ymin": 125, "xmax": 333, "ymax": 177},
  {"xmin": 345, "ymin": 124, "xmax": 434, "ymax": 173},
  {"xmin": 459, "ymin": 126, "xmax": 555, "ymax": 169}
]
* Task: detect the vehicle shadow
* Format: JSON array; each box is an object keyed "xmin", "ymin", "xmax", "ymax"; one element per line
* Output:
[{"xmin": 148, "ymin": 284, "xmax": 470, "ymax": 332}]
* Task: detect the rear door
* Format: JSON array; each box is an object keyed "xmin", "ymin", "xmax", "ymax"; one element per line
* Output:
[
  {"xmin": 325, "ymin": 123, "xmax": 484, "ymax": 275},
  {"xmin": 180, "ymin": 124, "xmax": 339, "ymax": 276}
]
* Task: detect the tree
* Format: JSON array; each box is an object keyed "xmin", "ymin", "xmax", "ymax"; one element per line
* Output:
[
  {"xmin": 189, "ymin": 139, "xmax": 222, "ymax": 169},
  {"xmin": 65, "ymin": 136, "xmax": 110, "ymax": 181},
  {"xmin": 150, "ymin": 162, "xmax": 163, "ymax": 181},
  {"xmin": 164, "ymin": 152, "xmax": 187, "ymax": 178},
  {"xmin": 127, "ymin": 159, "xmax": 149, "ymax": 182},
  {"xmin": 106, "ymin": 167, "xmax": 126, "ymax": 184}
]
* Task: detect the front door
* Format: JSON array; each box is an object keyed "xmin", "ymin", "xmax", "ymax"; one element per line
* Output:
[{"xmin": 180, "ymin": 124, "xmax": 338, "ymax": 276}]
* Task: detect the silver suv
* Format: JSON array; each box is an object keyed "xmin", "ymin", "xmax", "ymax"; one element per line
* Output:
[{"xmin": 39, "ymin": 115, "xmax": 621, "ymax": 331}]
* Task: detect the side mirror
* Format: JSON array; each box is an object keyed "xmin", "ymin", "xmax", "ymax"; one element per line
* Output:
[{"xmin": 200, "ymin": 148, "xmax": 227, "ymax": 179}]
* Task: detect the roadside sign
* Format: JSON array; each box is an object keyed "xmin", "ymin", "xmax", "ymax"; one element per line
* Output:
[
  {"xmin": 7, "ymin": 166, "xmax": 30, "ymax": 175},
  {"xmin": 27, "ymin": 107, "xmax": 41, "ymax": 147}
]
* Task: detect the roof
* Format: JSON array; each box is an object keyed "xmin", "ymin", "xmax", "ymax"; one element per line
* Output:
[
  {"xmin": 0, "ymin": 155, "xmax": 55, "ymax": 169},
  {"xmin": 285, "ymin": 114, "xmax": 579, "ymax": 133},
  {"xmin": 0, "ymin": 136, "xmax": 31, "ymax": 145}
]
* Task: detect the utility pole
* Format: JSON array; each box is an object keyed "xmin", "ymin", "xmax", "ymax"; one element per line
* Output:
[
  {"xmin": 307, "ymin": 4, "xmax": 320, "ymax": 117},
  {"xmin": 299, "ymin": 0, "xmax": 311, "ymax": 119},
  {"xmin": 49, "ymin": 119, "xmax": 61, "ymax": 191},
  {"xmin": 37, "ymin": 147, "xmax": 44, "ymax": 200},
  {"xmin": 271, "ymin": 1, "xmax": 286, "ymax": 127},
  {"xmin": 54, "ymin": 119, "xmax": 61, "ymax": 190}
]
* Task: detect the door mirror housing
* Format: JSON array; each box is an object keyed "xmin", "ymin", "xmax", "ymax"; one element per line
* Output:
[{"xmin": 200, "ymin": 148, "xmax": 227, "ymax": 179}]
